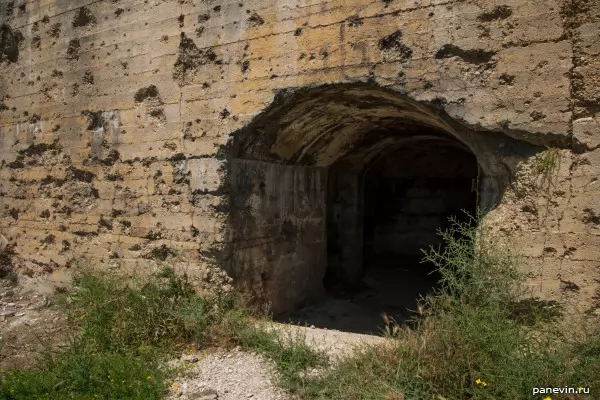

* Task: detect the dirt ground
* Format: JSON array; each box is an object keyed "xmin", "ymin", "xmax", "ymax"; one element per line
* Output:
[
  {"xmin": 0, "ymin": 269, "xmax": 71, "ymax": 370},
  {"xmin": 164, "ymin": 324, "xmax": 387, "ymax": 400},
  {"xmin": 278, "ymin": 264, "xmax": 438, "ymax": 334}
]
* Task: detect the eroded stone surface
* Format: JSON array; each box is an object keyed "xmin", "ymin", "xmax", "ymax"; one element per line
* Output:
[{"xmin": 0, "ymin": 0, "xmax": 598, "ymax": 318}]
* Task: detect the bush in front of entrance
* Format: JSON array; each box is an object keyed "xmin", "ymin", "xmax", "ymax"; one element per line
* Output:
[{"xmin": 295, "ymin": 216, "xmax": 599, "ymax": 400}]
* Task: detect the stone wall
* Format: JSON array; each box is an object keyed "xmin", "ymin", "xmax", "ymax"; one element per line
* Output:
[
  {"xmin": 0, "ymin": 0, "xmax": 598, "ymax": 315},
  {"xmin": 228, "ymin": 159, "xmax": 327, "ymax": 312},
  {"xmin": 485, "ymin": 149, "xmax": 600, "ymax": 317}
]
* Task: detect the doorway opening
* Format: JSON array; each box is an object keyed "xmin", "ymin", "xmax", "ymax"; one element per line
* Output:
[
  {"xmin": 289, "ymin": 137, "xmax": 479, "ymax": 334},
  {"xmin": 226, "ymin": 84, "xmax": 516, "ymax": 335}
]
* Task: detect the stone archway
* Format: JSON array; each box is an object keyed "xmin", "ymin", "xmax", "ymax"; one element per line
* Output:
[{"xmin": 224, "ymin": 83, "xmax": 535, "ymax": 322}]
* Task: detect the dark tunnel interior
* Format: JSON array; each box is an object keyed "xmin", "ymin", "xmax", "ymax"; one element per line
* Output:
[
  {"xmin": 282, "ymin": 135, "xmax": 479, "ymax": 334},
  {"xmin": 227, "ymin": 84, "xmax": 518, "ymax": 335}
]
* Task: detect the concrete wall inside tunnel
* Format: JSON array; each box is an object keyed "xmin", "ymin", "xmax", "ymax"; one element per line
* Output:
[
  {"xmin": 229, "ymin": 138, "xmax": 481, "ymax": 312},
  {"xmin": 325, "ymin": 161, "xmax": 364, "ymax": 288},
  {"xmin": 228, "ymin": 159, "xmax": 328, "ymax": 313}
]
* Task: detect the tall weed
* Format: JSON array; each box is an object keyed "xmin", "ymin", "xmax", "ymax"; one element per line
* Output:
[{"xmin": 297, "ymin": 216, "xmax": 599, "ymax": 400}]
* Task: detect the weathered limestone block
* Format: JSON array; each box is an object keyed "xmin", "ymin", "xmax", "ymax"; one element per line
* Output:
[{"xmin": 189, "ymin": 158, "xmax": 225, "ymax": 193}]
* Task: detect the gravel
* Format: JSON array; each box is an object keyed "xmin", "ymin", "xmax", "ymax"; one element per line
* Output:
[
  {"xmin": 166, "ymin": 324, "xmax": 389, "ymax": 400},
  {"xmin": 166, "ymin": 348, "xmax": 290, "ymax": 400}
]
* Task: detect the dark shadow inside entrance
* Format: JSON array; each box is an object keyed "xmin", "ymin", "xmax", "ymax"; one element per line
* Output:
[
  {"xmin": 228, "ymin": 84, "xmax": 532, "ymax": 334},
  {"xmin": 278, "ymin": 138, "xmax": 478, "ymax": 334}
]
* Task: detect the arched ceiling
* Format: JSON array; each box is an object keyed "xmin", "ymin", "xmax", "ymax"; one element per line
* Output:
[
  {"xmin": 229, "ymin": 83, "xmax": 541, "ymax": 210},
  {"xmin": 232, "ymin": 84, "xmax": 466, "ymax": 168}
]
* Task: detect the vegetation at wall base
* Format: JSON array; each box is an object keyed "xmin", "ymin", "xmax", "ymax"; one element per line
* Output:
[
  {"xmin": 1, "ymin": 215, "xmax": 598, "ymax": 399},
  {"xmin": 291, "ymin": 216, "xmax": 600, "ymax": 400},
  {"xmin": 0, "ymin": 267, "xmax": 325, "ymax": 399}
]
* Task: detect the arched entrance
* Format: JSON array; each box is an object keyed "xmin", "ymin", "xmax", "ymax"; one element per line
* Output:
[{"xmin": 224, "ymin": 84, "xmax": 528, "ymax": 333}]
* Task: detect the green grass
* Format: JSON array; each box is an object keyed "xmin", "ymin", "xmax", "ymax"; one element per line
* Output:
[
  {"xmin": 289, "ymin": 216, "xmax": 599, "ymax": 400},
  {"xmin": 0, "ymin": 244, "xmax": 17, "ymax": 285},
  {"xmin": 1, "ymin": 348, "xmax": 167, "ymax": 400},
  {"xmin": 0, "ymin": 268, "xmax": 187, "ymax": 399},
  {"xmin": 0, "ymin": 267, "xmax": 326, "ymax": 399}
]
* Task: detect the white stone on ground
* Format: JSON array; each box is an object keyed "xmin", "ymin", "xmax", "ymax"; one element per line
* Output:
[
  {"xmin": 166, "ymin": 348, "xmax": 289, "ymax": 400},
  {"xmin": 166, "ymin": 323, "xmax": 389, "ymax": 400}
]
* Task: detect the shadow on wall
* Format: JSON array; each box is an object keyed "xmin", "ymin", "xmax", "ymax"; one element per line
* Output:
[{"xmin": 219, "ymin": 82, "xmax": 540, "ymax": 319}]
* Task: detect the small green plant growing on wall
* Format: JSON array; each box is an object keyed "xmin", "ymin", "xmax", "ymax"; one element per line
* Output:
[
  {"xmin": 533, "ymin": 147, "xmax": 560, "ymax": 193},
  {"xmin": 532, "ymin": 147, "xmax": 561, "ymax": 218}
]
